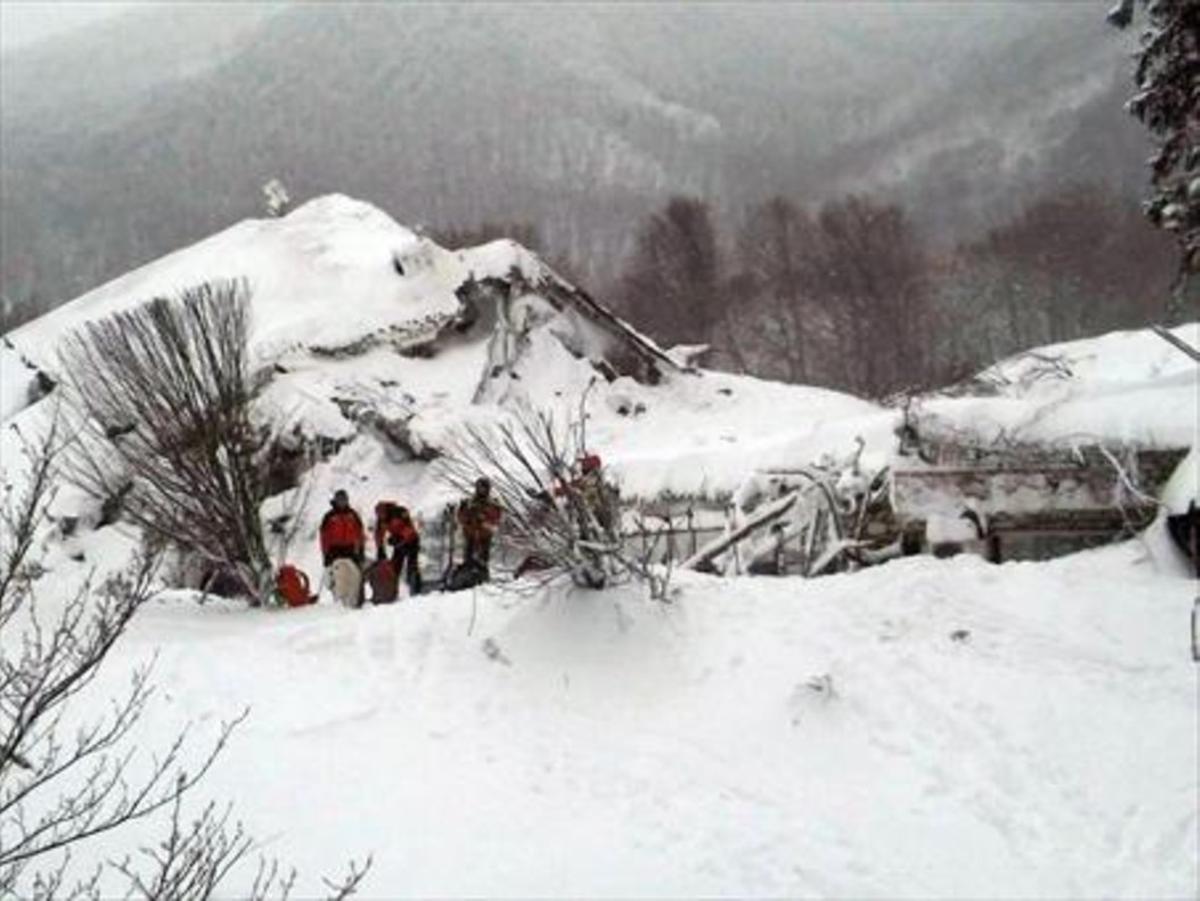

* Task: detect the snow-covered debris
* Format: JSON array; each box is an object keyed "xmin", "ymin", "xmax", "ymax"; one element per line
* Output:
[
  {"xmin": 3, "ymin": 194, "xmax": 1194, "ymax": 577},
  {"xmin": 923, "ymin": 323, "xmax": 1199, "ymax": 449},
  {"xmin": 3, "ymin": 195, "xmax": 888, "ymax": 517}
]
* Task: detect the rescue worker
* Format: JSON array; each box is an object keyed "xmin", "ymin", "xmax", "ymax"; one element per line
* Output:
[
  {"xmin": 374, "ymin": 501, "xmax": 423, "ymax": 594},
  {"xmin": 320, "ymin": 490, "xmax": 366, "ymax": 605},
  {"xmin": 457, "ymin": 477, "xmax": 502, "ymax": 578},
  {"xmin": 557, "ymin": 453, "xmax": 617, "ymax": 535},
  {"xmin": 320, "ymin": 489, "xmax": 366, "ymax": 567}
]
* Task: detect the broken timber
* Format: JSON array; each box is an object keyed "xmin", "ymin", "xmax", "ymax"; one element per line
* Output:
[{"xmin": 682, "ymin": 491, "xmax": 799, "ymax": 571}]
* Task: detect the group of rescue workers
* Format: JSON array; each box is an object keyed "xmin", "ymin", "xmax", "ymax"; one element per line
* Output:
[
  {"xmin": 275, "ymin": 452, "xmax": 614, "ymax": 607},
  {"xmin": 317, "ymin": 490, "xmax": 429, "ymax": 594},
  {"xmin": 307, "ymin": 477, "xmax": 502, "ymax": 605}
]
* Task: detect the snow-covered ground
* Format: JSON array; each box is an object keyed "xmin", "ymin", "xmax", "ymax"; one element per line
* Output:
[
  {"xmin": 2, "ymin": 195, "xmax": 1197, "ymax": 897},
  {"xmin": 58, "ymin": 535, "xmax": 1198, "ymax": 898}
]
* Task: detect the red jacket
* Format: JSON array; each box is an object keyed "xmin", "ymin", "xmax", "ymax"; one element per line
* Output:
[
  {"xmin": 375, "ymin": 503, "xmax": 419, "ymax": 550},
  {"xmin": 457, "ymin": 497, "xmax": 501, "ymax": 539},
  {"xmin": 320, "ymin": 508, "xmax": 365, "ymax": 555}
]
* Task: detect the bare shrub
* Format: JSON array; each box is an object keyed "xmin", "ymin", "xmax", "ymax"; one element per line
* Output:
[
  {"xmin": 0, "ymin": 420, "xmax": 231, "ymax": 895},
  {"xmin": 58, "ymin": 280, "xmax": 272, "ymax": 602},
  {"xmin": 0, "ymin": 419, "xmax": 369, "ymax": 898},
  {"xmin": 439, "ymin": 402, "xmax": 670, "ymax": 598}
]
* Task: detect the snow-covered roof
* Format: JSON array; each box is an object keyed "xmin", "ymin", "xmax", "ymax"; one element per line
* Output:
[{"xmin": 918, "ymin": 323, "xmax": 1199, "ymax": 451}]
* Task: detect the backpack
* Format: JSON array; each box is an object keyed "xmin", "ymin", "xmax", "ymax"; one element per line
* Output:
[
  {"xmin": 364, "ymin": 559, "xmax": 400, "ymax": 604},
  {"xmin": 327, "ymin": 558, "xmax": 364, "ymax": 608},
  {"xmin": 275, "ymin": 564, "xmax": 313, "ymax": 607},
  {"xmin": 444, "ymin": 558, "xmax": 489, "ymax": 592}
]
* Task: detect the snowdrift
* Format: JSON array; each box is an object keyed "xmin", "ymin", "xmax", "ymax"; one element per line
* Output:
[{"xmin": 62, "ymin": 549, "xmax": 1199, "ymax": 897}]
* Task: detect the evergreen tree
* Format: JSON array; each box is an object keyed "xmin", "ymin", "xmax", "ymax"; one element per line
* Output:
[{"xmin": 1109, "ymin": 0, "xmax": 1200, "ymax": 317}]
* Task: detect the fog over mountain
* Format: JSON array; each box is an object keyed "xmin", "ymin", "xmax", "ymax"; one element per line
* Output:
[{"xmin": 0, "ymin": 1, "xmax": 1146, "ymax": 311}]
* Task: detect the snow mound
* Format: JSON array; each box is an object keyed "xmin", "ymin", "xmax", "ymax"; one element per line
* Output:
[
  {"xmin": 1161, "ymin": 445, "xmax": 1198, "ymax": 515},
  {"xmin": 8, "ymin": 195, "xmax": 465, "ymax": 364},
  {"xmin": 3, "ymin": 194, "xmax": 887, "ymax": 514},
  {"xmin": 921, "ymin": 323, "xmax": 1199, "ymax": 449}
]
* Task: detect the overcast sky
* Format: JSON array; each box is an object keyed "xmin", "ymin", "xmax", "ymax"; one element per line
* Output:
[{"xmin": 0, "ymin": 1, "xmax": 140, "ymax": 55}]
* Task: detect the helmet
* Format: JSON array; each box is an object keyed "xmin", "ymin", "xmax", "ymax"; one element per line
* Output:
[
  {"xmin": 579, "ymin": 454, "xmax": 602, "ymax": 474},
  {"xmin": 474, "ymin": 477, "xmax": 491, "ymax": 493},
  {"xmin": 333, "ymin": 489, "xmax": 349, "ymax": 506}
]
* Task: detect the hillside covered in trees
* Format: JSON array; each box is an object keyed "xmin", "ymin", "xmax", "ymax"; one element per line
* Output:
[{"xmin": 1, "ymin": 2, "xmax": 1159, "ymax": 330}]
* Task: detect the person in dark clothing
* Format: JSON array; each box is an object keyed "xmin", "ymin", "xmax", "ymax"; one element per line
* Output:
[
  {"xmin": 374, "ymin": 501, "xmax": 423, "ymax": 594},
  {"xmin": 320, "ymin": 489, "xmax": 365, "ymax": 567},
  {"xmin": 457, "ymin": 477, "xmax": 502, "ymax": 578}
]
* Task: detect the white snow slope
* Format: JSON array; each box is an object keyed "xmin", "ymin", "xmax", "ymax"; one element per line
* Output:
[
  {"xmin": 2, "ymin": 195, "xmax": 1197, "ymax": 898},
  {"xmin": 30, "ymin": 539, "xmax": 1200, "ymax": 898}
]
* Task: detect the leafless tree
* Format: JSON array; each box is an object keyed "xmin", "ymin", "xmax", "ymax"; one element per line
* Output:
[
  {"xmin": 58, "ymin": 280, "xmax": 272, "ymax": 602},
  {"xmin": 111, "ymin": 793, "xmax": 372, "ymax": 901},
  {"xmin": 731, "ymin": 196, "xmax": 824, "ymax": 382},
  {"xmin": 810, "ymin": 196, "xmax": 932, "ymax": 398},
  {"xmin": 0, "ymin": 420, "xmax": 370, "ymax": 898},
  {"xmin": 619, "ymin": 196, "xmax": 728, "ymax": 354},
  {"xmin": 968, "ymin": 183, "xmax": 1176, "ymax": 341},
  {"xmin": 0, "ymin": 418, "xmax": 233, "ymax": 896}
]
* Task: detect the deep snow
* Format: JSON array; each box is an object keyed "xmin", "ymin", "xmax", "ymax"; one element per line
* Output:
[
  {"xmin": 47, "ymin": 539, "xmax": 1199, "ymax": 898},
  {"xmin": 2, "ymin": 194, "xmax": 1196, "ymax": 898}
]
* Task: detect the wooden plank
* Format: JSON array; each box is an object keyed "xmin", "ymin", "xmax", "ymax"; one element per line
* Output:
[{"xmin": 681, "ymin": 492, "xmax": 799, "ymax": 571}]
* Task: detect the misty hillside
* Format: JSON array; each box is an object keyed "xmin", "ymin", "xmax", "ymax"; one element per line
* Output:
[{"xmin": 1, "ymin": 1, "xmax": 1147, "ymax": 313}]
